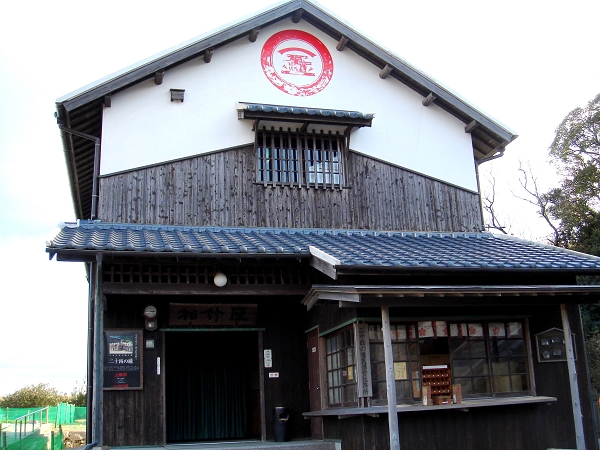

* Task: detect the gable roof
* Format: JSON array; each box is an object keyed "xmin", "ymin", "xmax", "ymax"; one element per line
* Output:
[
  {"xmin": 47, "ymin": 222, "xmax": 600, "ymax": 279},
  {"xmin": 55, "ymin": 0, "xmax": 517, "ymax": 220}
]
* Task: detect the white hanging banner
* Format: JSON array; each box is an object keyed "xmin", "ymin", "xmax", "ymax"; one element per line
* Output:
[
  {"xmin": 488, "ymin": 322, "xmax": 506, "ymax": 338},
  {"xmin": 355, "ymin": 323, "xmax": 373, "ymax": 398}
]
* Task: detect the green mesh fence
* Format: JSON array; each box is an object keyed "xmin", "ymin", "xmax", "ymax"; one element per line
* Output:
[
  {"xmin": 0, "ymin": 406, "xmax": 85, "ymax": 425},
  {"xmin": 51, "ymin": 427, "xmax": 64, "ymax": 450},
  {"xmin": 0, "ymin": 418, "xmax": 67, "ymax": 450}
]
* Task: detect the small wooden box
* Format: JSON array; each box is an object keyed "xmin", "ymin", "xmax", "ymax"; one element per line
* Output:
[
  {"xmin": 422, "ymin": 386, "xmax": 432, "ymax": 406},
  {"xmin": 452, "ymin": 384, "xmax": 462, "ymax": 404},
  {"xmin": 433, "ymin": 395, "xmax": 452, "ymax": 405}
]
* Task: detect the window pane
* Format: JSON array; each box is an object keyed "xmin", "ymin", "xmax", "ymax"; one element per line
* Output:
[
  {"xmin": 508, "ymin": 340, "xmax": 524, "ymax": 356},
  {"xmin": 393, "ymin": 343, "xmax": 408, "ymax": 360},
  {"xmin": 370, "ymin": 343, "xmax": 384, "ymax": 362},
  {"xmin": 452, "ymin": 359, "xmax": 471, "ymax": 377},
  {"xmin": 494, "ymin": 376, "xmax": 512, "ymax": 393},
  {"xmin": 492, "ymin": 358, "xmax": 510, "ymax": 375},
  {"xmin": 455, "ymin": 378, "xmax": 472, "ymax": 395},
  {"xmin": 471, "ymin": 359, "xmax": 489, "ymax": 376},
  {"xmin": 512, "ymin": 357, "xmax": 527, "ymax": 374},
  {"xmin": 470, "ymin": 341, "xmax": 487, "ymax": 358},
  {"xmin": 514, "ymin": 375, "xmax": 529, "ymax": 392},
  {"xmin": 451, "ymin": 340, "xmax": 470, "ymax": 359},
  {"xmin": 490, "ymin": 339, "xmax": 508, "ymax": 357},
  {"xmin": 396, "ymin": 381, "xmax": 412, "ymax": 400},
  {"xmin": 472, "ymin": 377, "xmax": 490, "ymax": 394}
]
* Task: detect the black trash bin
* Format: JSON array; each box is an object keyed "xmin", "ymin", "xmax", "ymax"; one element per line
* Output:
[{"xmin": 274, "ymin": 406, "xmax": 290, "ymax": 442}]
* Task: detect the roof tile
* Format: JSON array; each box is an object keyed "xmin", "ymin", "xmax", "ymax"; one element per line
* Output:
[{"xmin": 47, "ymin": 222, "xmax": 600, "ymax": 272}]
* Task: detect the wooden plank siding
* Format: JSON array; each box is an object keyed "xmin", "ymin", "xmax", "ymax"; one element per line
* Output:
[
  {"xmin": 98, "ymin": 146, "xmax": 483, "ymax": 232},
  {"xmin": 102, "ymin": 293, "xmax": 311, "ymax": 445}
]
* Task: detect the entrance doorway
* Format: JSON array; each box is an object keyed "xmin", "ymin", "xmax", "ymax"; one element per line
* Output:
[{"xmin": 165, "ymin": 332, "xmax": 261, "ymax": 442}]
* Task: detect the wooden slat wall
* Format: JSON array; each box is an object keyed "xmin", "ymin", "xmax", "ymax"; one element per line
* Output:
[
  {"xmin": 103, "ymin": 299, "xmax": 164, "ymax": 446},
  {"xmin": 102, "ymin": 294, "xmax": 311, "ymax": 445},
  {"xmin": 98, "ymin": 146, "xmax": 483, "ymax": 232}
]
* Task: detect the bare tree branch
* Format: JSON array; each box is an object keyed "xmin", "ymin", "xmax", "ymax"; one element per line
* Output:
[
  {"xmin": 513, "ymin": 162, "xmax": 561, "ymax": 245},
  {"xmin": 482, "ymin": 171, "xmax": 508, "ymax": 234}
]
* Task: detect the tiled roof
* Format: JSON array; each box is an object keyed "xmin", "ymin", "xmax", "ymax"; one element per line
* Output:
[
  {"xmin": 239, "ymin": 102, "xmax": 375, "ymax": 120},
  {"xmin": 47, "ymin": 222, "xmax": 600, "ymax": 272}
]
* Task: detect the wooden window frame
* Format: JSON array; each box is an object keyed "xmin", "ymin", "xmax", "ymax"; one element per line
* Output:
[
  {"xmin": 255, "ymin": 127, "xmax": 345, "ymax": 189},
  {"xmin": 329, "ymin": 318, "xmax": 534, "ymax": 407},
  {"xmin": 324, "ymin": 326, "xmax": 357, "ymax": 407}
]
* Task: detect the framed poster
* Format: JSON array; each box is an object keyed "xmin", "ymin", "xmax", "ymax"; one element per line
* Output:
[{"xmin": 104, "ymin": 329, "xmax": 143, "ymax": 390}]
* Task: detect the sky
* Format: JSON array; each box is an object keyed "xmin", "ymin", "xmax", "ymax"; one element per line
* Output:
[{"xmin": 0, "ymin": 0, "xmax": 598, "ymax": 396}]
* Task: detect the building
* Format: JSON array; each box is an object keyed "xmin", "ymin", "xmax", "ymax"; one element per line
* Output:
[{"xmin": 48, "ymin": 1, "xmax": 600, "ymax": 449}]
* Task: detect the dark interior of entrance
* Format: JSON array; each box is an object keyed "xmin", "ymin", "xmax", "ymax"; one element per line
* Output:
[{"xmin": 166, "ymin": 332, "xmax": 260, "ymax": 442}]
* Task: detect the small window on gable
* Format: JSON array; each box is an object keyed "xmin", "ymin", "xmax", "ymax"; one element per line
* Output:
[
  {"xmin": 236, "ymin": 102, "xmax": 374, "ymax": 189},
  {"xmin": 256, "ymin": 128, "xmax": 345, "ymax": 188}
]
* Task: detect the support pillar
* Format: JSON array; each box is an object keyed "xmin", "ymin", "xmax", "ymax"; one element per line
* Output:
[
  {"xmin": 92, "ymin": 253, "xmax": 104, "ymax": 445},
  {"xmin": 561, "ymin": 303, "xmax": 585, "ymax": 450},
  {"xmin": 381, "ymin": 306, "xmax": 400, "ymax": 450}
]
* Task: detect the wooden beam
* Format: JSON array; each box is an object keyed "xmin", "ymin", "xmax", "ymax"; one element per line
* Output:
[
  {"xmin": 422, "ymin": 92, "xmax": 436, "ymax": 106},
  {"xmin": 103, "ymin": 95, "xmax": 111, "ymax": 108},
  {"xmin": 204, "ymin": 48, "xmax": 214, "ymax": 63},
  {"xmin": 249, "ymin": 28, "xmax": 260, "ymax": 43},
  {"xmin": 309, "ymin": 246, "xmax": 340, "ymax": 280},
  {"xmin": 103, "ymin": 282, "xmax": 311, "ymax": 296},
  {"xmin": 336, "ymin": 35, "xmax": 348, "ymax": 51},
  {"xmin": 560, "ymin": 304, "xmax": 586, "ymax": 450},
  {"xmin": 292, "ymin": 9, "xmax": 303, "ymax": 23},
  {"xmin": 465, "ymin": 120, "xmax": 479, "ymax": 133},
  {"xmin": 379, "ymin": 64, "xmax": 393, "ymax": 79},
  {"xmin": 382, "ymin": 306, "xmax": 401, "ymax": 450},
  {"xmin": 154, "ymin": 70, "xmax": 165, "ymax": 85}
]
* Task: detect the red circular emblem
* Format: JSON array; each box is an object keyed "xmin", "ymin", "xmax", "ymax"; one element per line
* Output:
[{"xmin": 261, "ymin": 30, "xmax": 334, "ymax": 96}]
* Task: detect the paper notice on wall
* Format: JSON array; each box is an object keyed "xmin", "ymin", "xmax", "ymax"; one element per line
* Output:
[
  {"xmin": 434, "ymin": 321, "xmax": 448, "ymax": 337},
  {"xmin": 418, "ymin": 321, "xmax": 434, "ymax": 338},
  {"xmin": 468, "ymin": 323, "xmax": 483, "ymax": 337},
  {"xmin": 507, "ymin": 322, "xmax": 522, "ymax": 338},
  {"xmin": 394, "ymin": 362, "xmax": 408, "ymax": 380},
  {"xmin": 449, "ymin": 323, "xmax": 468, "ymax": 338},
  {"xmin": 488, "ymin": 322, "xmax": 506, "ymax": 337}
]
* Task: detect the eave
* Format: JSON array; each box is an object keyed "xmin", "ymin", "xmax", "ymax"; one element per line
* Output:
[{"xmin": 302, "ymin": 284, "xmax": 600, "ymax": 310}]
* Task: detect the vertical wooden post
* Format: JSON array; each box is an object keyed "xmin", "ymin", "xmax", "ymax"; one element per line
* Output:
[
  {"xmin": 92, "ymin": 253, "xmax": 104, "ymax": 446},
  {"xmin": 561, "ymin": 304, "xmax": 586, "ymax": 450},
  {"xmin": 381, "ymin": 306, "xmax": 401, "ymax": 450}
]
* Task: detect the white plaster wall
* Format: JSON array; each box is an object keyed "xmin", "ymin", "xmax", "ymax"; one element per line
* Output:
[{"xmin": 101, "ymin": 20, "xmax": 477, "ymax": 191}]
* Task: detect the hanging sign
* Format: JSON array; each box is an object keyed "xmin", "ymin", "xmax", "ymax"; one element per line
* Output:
[
  {"xmin": 103, "ymin": 329, "xmax": 143, "ymax": 390},
  {"xmin": 169, "ymin": 303, "xmax": 257, "ymax": 326},
  {"xmin": 355, "ymin": 323, "xmax": 373, "ymax": 398},
  {"xmin": 261, "ymin": 29, "xmax": 333, "ymax": 96}
]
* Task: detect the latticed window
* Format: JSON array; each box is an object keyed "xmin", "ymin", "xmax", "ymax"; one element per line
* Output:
[
  {"xmin": 369, "ymin": 324, "xmax": 420, "ymax": 404},
  {"xmin": 325, "ymin": 327, "xmax": 356, "ymax": 406},
  {"xmin": 256, "ymin": 128, "xmax": 345, "ymax": 188},
  {"xmin": 449, "ymin": 321, "xmax": 530, "ymax": 396}
]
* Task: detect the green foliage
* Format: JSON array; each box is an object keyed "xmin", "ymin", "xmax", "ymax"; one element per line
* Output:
[
  {"xmin": 585, "ymin": 332, "xmax": 600, "ymax": 390},
  {"xmin": 539, "ymin": 93, "xmax": 600, "ymax": 388},
  {"xmin": 67, "ymin": 379, "xmax": 87, "ymax": 407},
  {"xmin": 0, "ymin": 383, "xmax": 68, "ymax": 408},
  {"xmin": 544, "ymin": 93, "xmax": 600, "ymax": 255}
]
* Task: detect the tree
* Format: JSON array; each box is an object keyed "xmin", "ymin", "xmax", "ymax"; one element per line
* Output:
[
  {"xmin": 0, "ymin": 383, "xmax": 68, "ymax": 408},
  {"xmin": 545, "ymin": 92, "xmax": 600, "ymax": 255},
  {"xmin": 67, "ymin": 378, "xmax": 87, "ymax": 407},
  {"xmin": 515, "ymin": 93, "xmax": 600, "ymax": 387}
]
